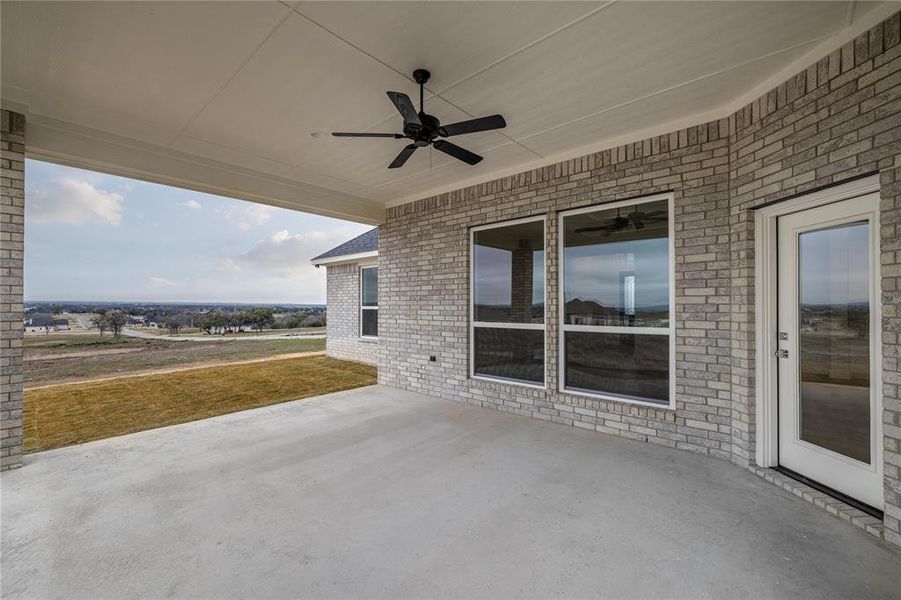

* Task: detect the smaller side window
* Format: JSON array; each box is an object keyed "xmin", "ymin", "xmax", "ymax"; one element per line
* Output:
[{"xmin": 361, "ymin": 266, "xmax": 378, "ymax": 338}]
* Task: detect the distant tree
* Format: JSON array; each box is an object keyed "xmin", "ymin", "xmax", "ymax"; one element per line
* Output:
[
  {"xmin": 105, "ymin": 310, "xmax": 127, "ymax": 337},
  {"xmin": 232, "ymin": 310, "xmax": 251, "ymax": 333},
  {"xmin": 91, "ymin": 313, "xmax": 108, "ymax": 337},
  {"xmin": 200, "ymin": 311, "xmax": 228, "ymax": 335},
  {"xmin": 247, "ymin": 307, "xmax": 275, "ymax": 333},
  {"xmin": 166, "ymin": 313, "xmax": 189, "ymax": 335},
  {"xmin": 301, "ymin": 314, "xmax": 326, "ymax": 328},
  {"xmin": 279, "ymin": 313, "xmax": 304, "ymax": 329}
]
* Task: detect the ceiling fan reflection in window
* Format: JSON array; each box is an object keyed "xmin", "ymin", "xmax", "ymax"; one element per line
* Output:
[
  {"xmin": 574, "ymin": 207, "xmax": 667, "ymax": 235},
  {"xmin": 331, "ymin": 69, "xmax": 506, "ymax": 169}
]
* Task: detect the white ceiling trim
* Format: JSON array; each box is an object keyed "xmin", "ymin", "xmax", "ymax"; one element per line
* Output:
[
  {"xmin": 26, "ymin": 115, "xmax": 384, "ymax": 224},
  {"xmin": 311, "ymin": 250, "xmax": 378, "ymax": 267},
  {"xmin": 0, "ymin": 95, "xmax": 29, "ymax": 116},
  {"xmin": 384, "ymin": 1, "xmax": 899, "ymax": 208}
]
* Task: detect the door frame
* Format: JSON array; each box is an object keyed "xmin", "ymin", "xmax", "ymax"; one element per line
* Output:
[{"xmin": 753, "ymin": 175, "xmax": 882, "ymax": 472}]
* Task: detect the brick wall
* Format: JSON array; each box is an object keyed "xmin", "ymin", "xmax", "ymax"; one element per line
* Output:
[
  {"xmin": 379, "ymin": 13, "xmax": 901, "ymax": 546},
  {"xmin": 380, "ymin": 120, "xmax": 733, "ymax": 457},
  {"xmin": 727, "ymin": 12, "xmax": 901, "ymax": 545},
  {"xmin": 325, "ymin": 262, "xmax": 378, "ymax": 365},
  {"xmin": 1, "ymin": 109, "xmax": 25, "ymax": 471}
]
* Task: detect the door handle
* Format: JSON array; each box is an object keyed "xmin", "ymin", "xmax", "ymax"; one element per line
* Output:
[{"xmin": 775, "ymin": 349, "xmax": 789, "ymax": 359}]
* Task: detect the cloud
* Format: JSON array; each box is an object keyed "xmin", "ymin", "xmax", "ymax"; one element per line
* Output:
[
  {"xmin": 182, "ymin": 199, "xmax": 203, "ymax": 210},
  {"xmin": 28, "ymin": 178, "xmax": 124, "ymax": 225},
  {"xmin": 245, "ymin": 205, "xmax": 273, "ymax": 225},
  {"xmin": 216, "ymin": 258, "xmax": 241, "ymax": 273},
  {"xmin": 224, "ymin": 228, "xmax": 362, "ymax": 278},
  {"xmin": 195, "ymin": 226, "xmax": 368, "ymax": 302},
  {"xmin": 146, "ymin": 276, "xmax": 177, "ymax": 288},
  {"xmin": 222, "ymin": 204, "xmax": 274, "ymax": 230}
]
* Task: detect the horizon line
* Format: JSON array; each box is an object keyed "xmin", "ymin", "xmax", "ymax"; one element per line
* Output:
[{"xmin": 25, "ymin": 299, "xmax": 326, "ymax": 305}]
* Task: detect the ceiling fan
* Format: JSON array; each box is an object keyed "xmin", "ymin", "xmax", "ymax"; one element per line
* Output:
[
  {"xmin": 332, "ymin": 69, "xmax": 507, "ymax": 169},
  {"xmin": 575, "ymin": 207, "xmax": 667, "ymax": 235}
]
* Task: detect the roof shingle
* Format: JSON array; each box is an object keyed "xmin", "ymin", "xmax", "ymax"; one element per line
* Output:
[{"xmin": 311, "ymin": 228, "xmax": 378, "ymax": 264}]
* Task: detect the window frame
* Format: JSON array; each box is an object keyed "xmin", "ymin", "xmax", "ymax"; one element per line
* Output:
[
  {"xmin": 469, "ymin": 215, "xmax": 547, "ymax": 389},
  {"xmin": 360, "ymin": 264, "xmax": 378, "ymax": 340},
  {"xmin": 558, "ymin": 193, "xmax": 676, "ymax": 409}
]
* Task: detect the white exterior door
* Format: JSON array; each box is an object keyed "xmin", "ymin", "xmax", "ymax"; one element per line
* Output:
[{"xmin": 776, "ymin": 193, "xmax": 882, "ymax": 509}]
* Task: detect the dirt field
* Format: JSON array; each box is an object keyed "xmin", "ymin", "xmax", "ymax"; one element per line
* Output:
[
  {"xmin": 129, "ymin": 326, "xmax": 326, "ymax": 338},
  {"xmin": 24, "ymin": 355, "xmax": 376, "ymax": 453},
  {"xmin": 24, "ymin": 334, "xmax": 326, "ymax": 387}
]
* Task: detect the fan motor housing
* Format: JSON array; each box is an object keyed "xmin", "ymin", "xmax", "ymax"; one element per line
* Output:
[{"xmin": 408, "ymin": 112, "xmax": 441, "ymax": 145}]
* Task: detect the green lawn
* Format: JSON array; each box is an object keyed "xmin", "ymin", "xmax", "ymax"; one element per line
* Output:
[{"xmin": 24, "ymin": 355, "xmax": 376, "ymax": 453}]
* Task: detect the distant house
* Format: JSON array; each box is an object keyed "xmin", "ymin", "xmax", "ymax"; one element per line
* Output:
[
  {"xmin": 310, "ymin": 228, "xmax": 378, "ymax": 365},
  {"xmin": 24, "ymin": 314, "xmax": 69, "ymax": 333},
  {"xmin": 564, "ymin": 298, "xmax": 625, "ymax": 326}
]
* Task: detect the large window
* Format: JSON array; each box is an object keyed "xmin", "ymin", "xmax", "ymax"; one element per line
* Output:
[
  {"xmin": 360, "ymin": 266, "xmax": 378, "ymax": 338},
  {"xmin": 471, "ymin": 217, "xmax": 545, "ymax": 386},
  {"xmin": 560, "ymin": 195, "xmax": 674, "ymax": 406}
]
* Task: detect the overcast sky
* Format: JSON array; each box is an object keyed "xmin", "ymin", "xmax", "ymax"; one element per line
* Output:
[{"xmin": 24, "ymin": 160, "xmax": 371, "ymax": 304}]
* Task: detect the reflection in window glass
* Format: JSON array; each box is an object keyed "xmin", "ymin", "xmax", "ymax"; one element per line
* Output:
[
  {"xmin": 473, "ymin": 221, "xmax": 545, "ymax": 324},
  {"xmin": 474, "ymin": 328, "xmax": 544, "ymax": 385},
  {"xmin": 563, "ymin": 199, "xmax": 669, "ymax": 327},
  {"xmin": 361, "ymin": 309, "xmax": 378, "ymax": 338},
  {"xmin": 561, "ymin": 198, "xmax": 672, "ymax": 405},
  {"xmin": 361, "ymin": 266, "xmax": 378, "ymax": 337},
  {"xmin": 565, "ymin": 332, "xmax": 669, "ymax": 403},
  {"xmin": 798, "ymin": 222, "xmax": 870, "ymax": 463},
  {"xmin": 471, "ymin": 219, "xmax": 545, "ymax": 386},
  {"xmin": 361, "ymin": 267, "xmax": 378, "ymax": 307}
]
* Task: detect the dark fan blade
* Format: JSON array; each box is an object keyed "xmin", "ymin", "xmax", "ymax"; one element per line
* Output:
[
  {"xmin": 388, "ymin": 144, "xmax": 417, "ymax": 169},
  {"xmin": 439, "ymin": 115, "xmax": 506, "ymax": 137},
  {"xmin": 332, "ymin": 132, "xmax": 404, "ymax": 138},
  {"xmin": 432, "ymin": 140, "xmax": 482, "ymax": 165},
  {"xmin": 386, "ymin": 92, "xmax": 422, "ymax": 128}
]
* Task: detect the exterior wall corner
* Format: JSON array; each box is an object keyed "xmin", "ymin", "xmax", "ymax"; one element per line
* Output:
[{"xmin": 1, "ymin": 108, "xmax": 25, "ymax": 471}]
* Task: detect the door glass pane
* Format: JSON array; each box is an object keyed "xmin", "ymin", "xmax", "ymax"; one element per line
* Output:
[
  {"xmin": 563, "ymin": 199, "xmax": 669, "ymax": 327},
  {"xmin": 473, "ymin": 221, "xmax": 545, "ymax": 323},
  {"xmin": 473, "ymin": 327, "xmax": 544, "ymax": 384},
  {"xmin": 564, "ymin": 331, "xmax": 669, "ymax": 404},
  {"xmin": 798, "ymin": 221, "xmax": 870, "ymax": 463}
]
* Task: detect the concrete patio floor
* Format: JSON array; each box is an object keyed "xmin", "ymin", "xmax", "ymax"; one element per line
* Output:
[{"xmin": 2, "ymin": 385, "xmax": 899, "ymax": 599}]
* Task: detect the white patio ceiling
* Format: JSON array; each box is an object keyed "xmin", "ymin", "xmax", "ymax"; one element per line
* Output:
[{"xmin": 1, "ymin": 1, "xmax": 895, "ymax": 224}]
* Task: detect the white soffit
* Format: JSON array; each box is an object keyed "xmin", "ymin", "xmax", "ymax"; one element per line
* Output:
[{"xmin": 1, "ymin": 1, "xmax": 896, "ymax": 223}]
